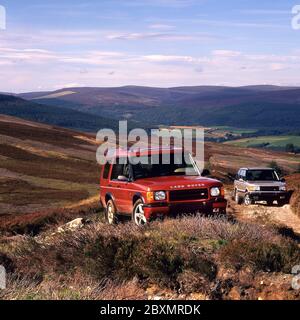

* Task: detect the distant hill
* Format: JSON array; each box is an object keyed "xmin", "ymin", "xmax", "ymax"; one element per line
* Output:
[
  {"xmin": 0, "ymin": 94, "xmax": 119, "ymax": 132},
  {"xmin": 18, "ymin": 85, "xmax": 300, "ymax": 130}
]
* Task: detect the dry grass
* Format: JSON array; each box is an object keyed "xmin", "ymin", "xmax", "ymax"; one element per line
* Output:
[
  {"xmin": 1, "ymin": 275, "xmax": 146, "ymax": 300},
  {"xmin": 0, "ymin": 201, "xmax": 102, "ymax": 236},
  {"xmin": 2, "ymin": 215, "xmax": 299, "ymax": 300}
]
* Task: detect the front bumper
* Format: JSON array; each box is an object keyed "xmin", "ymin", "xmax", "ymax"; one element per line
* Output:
[
  {"xmin": 143, "ymin": 198, "xmax": 227, "ymax": 219},
  {"xmin": 248, "ymin": 191, "xmax": 288, "ymax": 202}
]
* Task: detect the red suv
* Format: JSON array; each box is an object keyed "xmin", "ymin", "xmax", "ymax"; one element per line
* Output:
[{"xmin": 100, "ymin": 148, "xmax": 227, "ymax": 226}]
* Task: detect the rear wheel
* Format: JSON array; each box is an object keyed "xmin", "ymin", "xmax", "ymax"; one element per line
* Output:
[
  {"xmin": 267, "ymin": 200, "xmax": 274, "ymax": 206},
  {"xmin": 132, "ymin": 199, "xmax": 147, "ymax": 226},
  {"xmin": 106, "ymin": 199, "xmax": 117, "ymax": 224},
  {"xmin": 244, "ymin": 193, "xmax": 253, "ymax": 206}
]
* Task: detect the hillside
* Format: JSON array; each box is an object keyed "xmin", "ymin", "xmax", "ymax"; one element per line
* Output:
[
  {"xmin": 0, "ymin": 115, "xmax": 299, "ymax": 234},
  {"xmin": 0, "ymin": 115, "xmax": 99, "ymax": 233},
  {"xmin": 0, "ymin": 116, "xmax": 300, "ymax": 300},
  {"xmin": 0, "ymin": 94, "xmax": 119, "ymax": 132},
  {"xmin": 18, "ymin": 85, "xmax": 300, "ymax": 130}
]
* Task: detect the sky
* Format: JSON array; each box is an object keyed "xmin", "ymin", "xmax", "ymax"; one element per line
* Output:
[{"xmin": 0, "ymin": 0, "xmax": 300, "ymax": 92}]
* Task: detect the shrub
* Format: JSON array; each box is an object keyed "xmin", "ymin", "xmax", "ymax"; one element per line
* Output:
[{"xmin": 218, "ymin": 239, "xmax": 300, "ymax": 272}]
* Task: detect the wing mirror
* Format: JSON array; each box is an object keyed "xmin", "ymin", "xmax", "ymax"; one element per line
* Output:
[{"xmin": 117, "ymin": 175, "xmax": 129, "ymax": 182}]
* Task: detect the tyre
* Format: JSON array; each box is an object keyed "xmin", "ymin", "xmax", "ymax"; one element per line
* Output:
[
  {"xmin": 132, "ymin": 199, "xmax": 147, "ymax": 226},
  {"xmin": 234, "ymin": 189, "xmax": 243, "ymax": 205},
  {"xmin": 105, "ymin": 199, "xmax": 118, "ymax": 224},
  {"xmin": 267, "ymin": 200, "xmax": 274, "ymax": 206},
  {"xmin": 277, "ymin": 200, "xmax": 286, "ymax": 207},
  {"xmin": 244, "ymin": 193, "xmax": 253, "ymax": 206}
]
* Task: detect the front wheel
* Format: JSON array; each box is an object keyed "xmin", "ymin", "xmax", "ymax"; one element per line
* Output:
[
  {"xmin": 267, "ymin": 200, "xmax": 274, "ymax": 206},
  {"xmin": 132, "ymin": 199, "xmax": 147, "ymax": 226},
  {"xmin": 244, "ymin": 193, "xmax": 253, "ymax": 206},
  {"xmin": 277, "ymin": 200, "xmax": 286, "ymax": 207}
]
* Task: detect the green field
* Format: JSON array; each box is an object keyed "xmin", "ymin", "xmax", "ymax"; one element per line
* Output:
[
  {"xmin": 225, "ymin": 135, "xmax": 300, "ymax": 149},
  {"xmin": 211, "ymin": 126, "xmax": 258, "ymax": 135}
]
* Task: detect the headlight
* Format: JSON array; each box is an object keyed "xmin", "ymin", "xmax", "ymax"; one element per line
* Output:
[
  {"xmin": 154, "ymin": 191, "xmax": 166, "ymax": 201},
  {"xmin": 210, "ymin": 187, "xmax": 220, "ymax": 197},
  {"xmin": 279, "ymin": 185, "xmax": 286, "ymax": 191},
  {"xmin": 248, "ymin": 185, "xmax": 260, "ymax": 191}
]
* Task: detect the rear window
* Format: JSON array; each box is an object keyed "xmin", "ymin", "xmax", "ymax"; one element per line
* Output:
[{"xmin": 102, "ymin": 163, "xmax": 110, "ymax": 179}]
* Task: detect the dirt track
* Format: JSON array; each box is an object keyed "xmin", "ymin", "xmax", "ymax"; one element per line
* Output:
[{"xmin": 226, "ymin": 190, "xmax": 300, "ymax": 235}]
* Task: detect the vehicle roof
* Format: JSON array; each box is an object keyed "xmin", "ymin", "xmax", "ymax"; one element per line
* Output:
[{"xmin": 106, "ymin": 146, "xmax": 184, "ymax": 159}]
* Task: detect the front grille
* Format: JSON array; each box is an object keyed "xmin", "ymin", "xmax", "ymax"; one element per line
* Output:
[
  {"xmin": 260, "ymin": 186, "xmax": 279, "ymax": 192},
  {"xmin": 169, "ymin": 188, "xmax": 208, "ymax": 201}
]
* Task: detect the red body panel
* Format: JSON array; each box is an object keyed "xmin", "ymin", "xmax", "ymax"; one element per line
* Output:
[{"xmin": 100, "ymin": 148, "xmax": 227, "ymax": 219}]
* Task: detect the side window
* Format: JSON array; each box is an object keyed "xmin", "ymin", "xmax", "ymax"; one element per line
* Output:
[
  {"xmin": 241, "ymin": 170, "xmax": 246, "ymax": 179},
  {"xmin": 110, "ymin": 158, "xmax": 131, "ymax": 180},
  {"xmin": 111, "ymin": 163, "xmax": 124, "ymax": 180},
  {"xmin": 123, "ymin": 164, "xmax": 130, "ymax": 179},
  {"xmin": 102, "ymin": 163, "xmax": 110, "ymax": 180}
]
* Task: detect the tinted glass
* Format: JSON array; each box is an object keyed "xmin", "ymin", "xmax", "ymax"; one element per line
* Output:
[
  {"xmin": 111, "ymin": 163, "xmax": 124, "ymax": 180},
  {"xmin": 246, "ymin": 170, "xmax": 279, "ymax": 181},
  {"xmin": 131, "ymin": 152, "xmax": 198, "ymax": 180},
  {"xmin": 102, "ymin": 163, "xmax": 110, "ymax": 179}
]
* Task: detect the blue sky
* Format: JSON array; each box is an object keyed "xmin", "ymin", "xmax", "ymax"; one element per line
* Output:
[{"xmin": 0, "ymin": 0, "xmax": 300, "ymax": 92}]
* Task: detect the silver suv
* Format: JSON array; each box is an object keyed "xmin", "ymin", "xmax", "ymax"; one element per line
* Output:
[{"xmin": 233, "ymin": 168, "xmax": 288, "ymax": 206}]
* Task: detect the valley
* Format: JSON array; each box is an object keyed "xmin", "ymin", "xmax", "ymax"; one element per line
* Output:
[{"xmin": 0, "ymin": 102, "xmax": 300, "ymax": 301}]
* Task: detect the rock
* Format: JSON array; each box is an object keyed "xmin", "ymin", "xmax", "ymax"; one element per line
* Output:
[
  {"xmin": 57, "ymin": 218, "xmax": 87, "ymax": 233},
  {"xmin": 177, "ymin": 270, "xmax": 209, "ymax": 294},
  {"xmin": 238, "ymin": 267, "xmax": 254, "ymax": 286},
  {"xmin": 189, "ymin": 292, "xmax": 208, "ymax": 300},
  {"xmin": 228, "ymin": 286, "xmax": 241, "ymax": 300}
]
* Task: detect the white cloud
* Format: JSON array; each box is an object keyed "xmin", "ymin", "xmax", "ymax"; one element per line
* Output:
[
  {"xmin": 106, "ymin": 32, "xmax": 215, "ymax": 41},
  {"xmin": 212, "ymin": 50, "xmax": 241, "ymax": 57},
  {"xmin": 148, "ymin": 24, "xmax": 176, "ymax": 30},
  {"xmin": 1, "ymin": 46, "xmax": 300, "ymax": 92},
  {"xmin": 269, "ymin": 63, "xmax": 286, "ymax": 71}
]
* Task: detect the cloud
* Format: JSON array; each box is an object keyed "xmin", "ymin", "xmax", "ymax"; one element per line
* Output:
[
  {"xmin": 191, "ymin": 18, "xmax": 287, "ymax": 29},
  {"xmin": 106, "ymin": 32, "xmax": 215, "ymax": 41},
  {"xmin": 269, "ymin": 63, "xmax": 286, "ymax": 71},
  {"xmin": 142, "ymin": 54, "xmax": 207, "ymax": 64},
  {"xmin": 1, "ymin": 46, "xmax": 300, "ymax": 92},
  {"xmin": 212, "ymin": 50, "xmax": 241, "ymax": 57},
  {"xmin": 148, "ymin": 24, "xmax": 176, "ymax": 30}
]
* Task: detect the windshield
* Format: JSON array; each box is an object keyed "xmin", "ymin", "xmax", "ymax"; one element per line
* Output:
[
  {"xmin": 246, "ymin": 170, "xmax": 279, "ymax": 181},
  {"xmin": 131, "ymin": 152, "xmax": 199, "ymax": 180}
]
